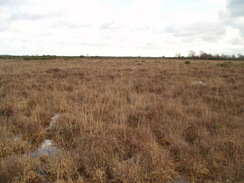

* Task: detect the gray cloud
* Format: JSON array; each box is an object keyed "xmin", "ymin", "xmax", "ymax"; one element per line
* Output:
[
  {"xmin": 80, "ymin": 42, "xmax": 108, "ymax": 47},
  {"xmin": 219, "ymin": 0, "xmax": 244, "ymax": 35},
  {"xmin": 100, "ymin": 22, "xmax": 114, "ymax": 30},
  {"xmin": 99, "ymin": 22, "xmax": 123, "ymax": 31},
  {"xmin": 165, "ymin": 22, "xmax": 225, "ymax": 42},
  {"xmin": 227, "ymin": 0, "xmax": 244, "ymax": 17},
  {"xmin": 0, "ymin": 0, "xmax": 30, "ymax": 7},
  {"xmin": 0, "ymin": 24, "xmax": 7, "ymax": 32},
  {"xmin": 10, "ymin": 13, "xmax": 48, "ymax": 21},
  {"xmin": 9, "ymin": 10, "xmax": 63, "ymax": 22},
  {"xmin": 163, "ymin": 0, "xmax": 244, "ymax": 44},
  {"xmin": 0, "ymin": 14, "xmax": 9, "ymax": 32},
  {"xmin": 138, "ymin": 42, "xmax": 161, "ymax": 50},
  {"xmin": 229, "ymin": 37, "xmax": 244, "ymax": 45},
  {"xmin": 138, "ymin": 41, "xmax": 179, "ymax": 50},
  {"xmin": 49, "ymin": 21, "xmax": 89, "ymax": 29},
  {"xmin": 0, "ymin": 0, "xmax": 17, "ymax": 3},
  {"xmin": 130, "ymin": 26, "xmax": 151, "ymax": 32}
]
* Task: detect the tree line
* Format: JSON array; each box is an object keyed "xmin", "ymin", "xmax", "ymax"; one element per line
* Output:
[{"xmin": 175, "ymin": 51, "xmax": 244, "ymax": 60}]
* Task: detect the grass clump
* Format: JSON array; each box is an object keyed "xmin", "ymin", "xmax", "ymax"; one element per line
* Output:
[
  {"xmin": 185, "ymin": 61, "xmax": 191, "ymax": 64},
  {"xmin": 217, "ymin": 61, "xmax": 233, "ymax": 67}
]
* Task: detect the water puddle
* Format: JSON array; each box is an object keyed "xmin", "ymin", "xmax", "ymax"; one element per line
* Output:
[
  {"xmin": 32, "ymin": 113, "xmax": 62, "ymax": 181},
  {"xmin": 33, "ymin": 113, "xmax": 62, "ymax": 158},
  {"xmin": 13, "ymin": 134, "xmax": 22, "ymax": 141},
  {"xmin": 192, "ymin": 80, "xmax": 206, "ymax": 86},
  {"xmin": 9, "ymin": 113, "xmax": 63, "ymax": 182},
  {"xmin": 33, "ymin": 139, "xmax": 59, "ymax": 159},
  {"xmin": 46, "ymin": 113, "xmax": 62, "ymax": 130},
  {"xmin": 173, "ymin": 176, "xmax": 190, "ymax": 183},
  {"xmin": 30, "ymin": 139, "xmax": 59, "ymax": 183}
]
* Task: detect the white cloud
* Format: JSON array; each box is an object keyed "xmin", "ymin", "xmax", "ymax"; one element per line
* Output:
[{"xmin": 0, "ymin": 0, "xmax": 243, "ymax": 56}]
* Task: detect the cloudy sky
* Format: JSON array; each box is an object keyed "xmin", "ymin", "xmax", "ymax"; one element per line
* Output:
[{"xmin": 0, "ymin": 0, "xmax": 243, "ymax": 56}]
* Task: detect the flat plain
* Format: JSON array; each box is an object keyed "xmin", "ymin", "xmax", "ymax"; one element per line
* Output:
[{"xmin": 0, "ymin": 58, "xmax": 243, "ymax": 183}]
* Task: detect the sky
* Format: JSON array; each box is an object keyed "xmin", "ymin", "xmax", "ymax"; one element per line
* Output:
[{"xmin": 0, "ymin": 0, "xmax": 243, "ymax": 57}]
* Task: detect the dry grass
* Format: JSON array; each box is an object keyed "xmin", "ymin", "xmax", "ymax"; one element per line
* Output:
[{"xmin": 0, "ymin": 58, "xmax": 243, "ymax": 183}]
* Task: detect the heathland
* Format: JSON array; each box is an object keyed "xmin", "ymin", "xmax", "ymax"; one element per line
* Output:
[{"xmin": 0, "ymin": 58, "xmax": 243, "ymax": 183}]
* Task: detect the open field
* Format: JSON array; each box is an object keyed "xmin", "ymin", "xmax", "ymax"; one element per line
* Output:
[{"xmin": 0, "ymin": 58, "xmax": 243, "ymax": 183}]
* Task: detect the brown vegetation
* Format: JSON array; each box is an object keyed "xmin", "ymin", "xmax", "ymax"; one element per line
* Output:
[{"xmin": 0, "ymin": 58, "xmax": 243, "ymax": 182}]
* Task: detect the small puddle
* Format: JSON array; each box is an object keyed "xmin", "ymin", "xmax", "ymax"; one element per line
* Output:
[
  {"xmin": 173, "ymin": 176, "xmax": 190, "ymax": 183},
  {"xmin": 34, "ymin": 113, "xmax": 62, "ymax": 158},
  {"xmin": 46, "ymin": 113, "xmax": 62, "ymax": 130},
  {"xmin": 10, "ymin": 113, "xmax": 62, "ymax": 182},
  {"xmin": 31, "ymin": 139, "xmax": 59, "ymax": 183},
  {"xmin": 32, "ymin": 113, "xmax": 62, "ymax": 181},
  {"xmin": 33, "ymin": 139, "xmax": 59, "ymax": 159},
  {"xmin": 13, "ymin": 134, "xmax": 22, "ymax": 141},
  {"xmin": 192, "ymin": 81, "xmax": 206, "ymax": 86}
]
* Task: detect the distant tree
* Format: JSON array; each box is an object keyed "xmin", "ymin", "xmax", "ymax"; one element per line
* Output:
[
  {"xmin": 175, "ymin": 53, "xmax": 181, "ymax": 58},
  {"xmin": 188, "ymin": 50, "xmax": 196, "ymax": 57},
  {"xmin": 199, "ymin": 50, "xmax": 205, "ymax": 57},
  {"xmin": 198, "ymin": 51, "xmax": 214, "ymax": 59},
  {"xmin": 237, "ymin": 54, "xmax": 244, "ymax": 59},
  {"xmin": 221, "ymin": 54, "xmax": 225, "ymax": 58},
  {"xmin": 199, "ymin": 51, "xmax": 205, "ymax": 58},
  {"xmin": 214, "ymin": 54, "xmax": 220, "ymax": 58}
]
